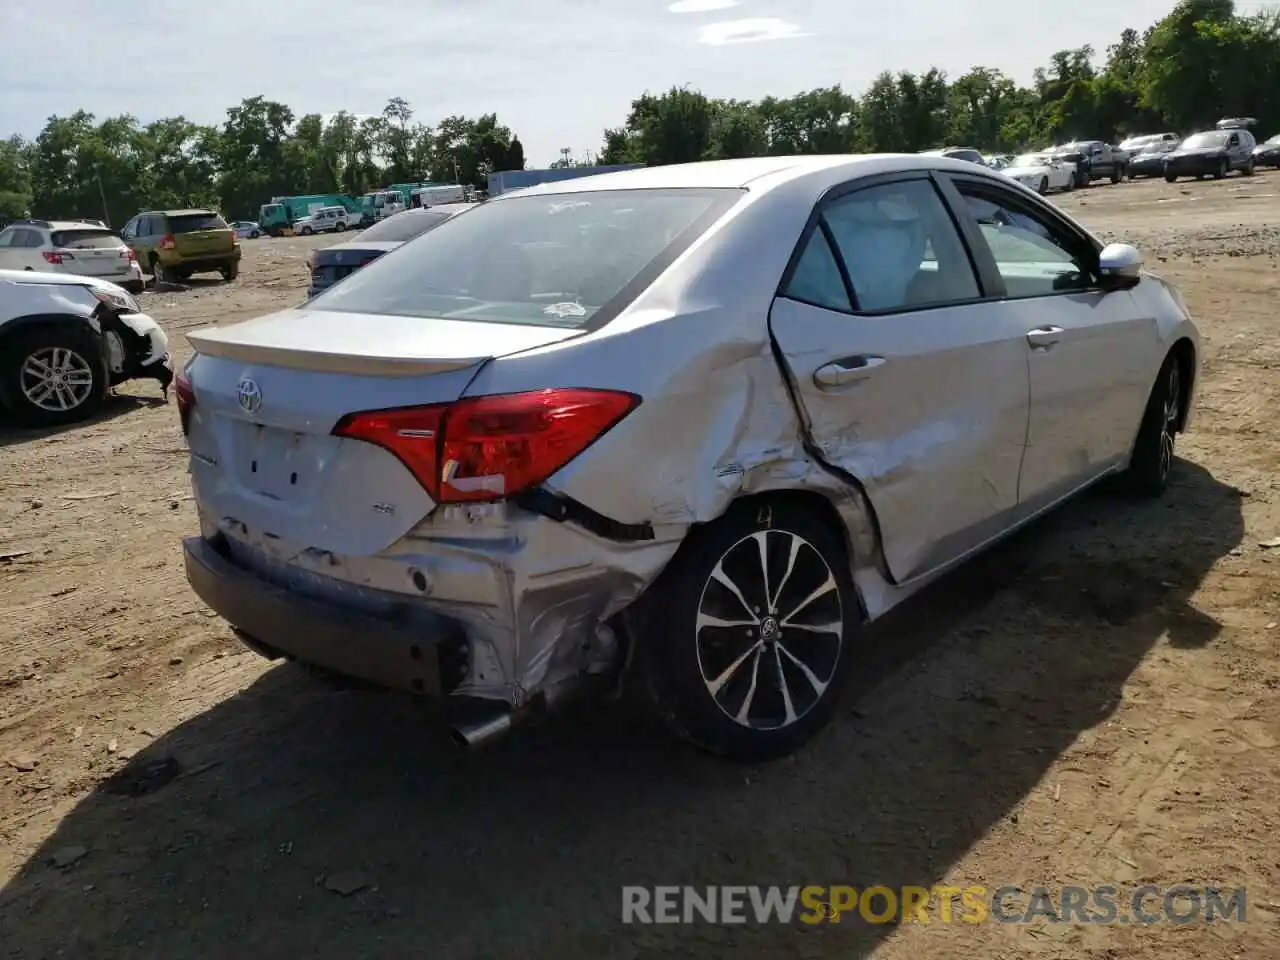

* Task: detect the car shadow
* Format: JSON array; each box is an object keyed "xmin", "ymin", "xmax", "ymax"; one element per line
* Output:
[
  {"xmin": 0, "ymin": 392, "xmax": 168, "ymax": 449},
  {"xmin": 0, "ymin": 459, "xmax": 1244, "ymax": 959}
]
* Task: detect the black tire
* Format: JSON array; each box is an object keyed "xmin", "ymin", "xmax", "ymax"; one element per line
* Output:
[
  {"xmin": 149, "ymin": 256, "xmax": 171, "ymax": 285},
  {"xmin": 1242, "ymin": 160, "xmax": 1255, "ymax": 177},
  {"xmin": 1111, "ymin": 167, "xmax": 1122, "ymax": 184},
  {"xmin": 300, "ymin": 226, "xmax": 313, "ymax": 236},
  {"xmin": 250, "ymin": 230, "xmax": 260, "ymax": 238},
  {"xmin": 1214, "ymin": 159, "xmax": 1227, "ymax": 180},
  {"xmin": 220, "ymin": 261, "xmax": 239, "ymax": 282},
  {"xmin": 123, "ymin": 280, "xmax": 144, "ymax": 295},
  {"xmin": 1165, "ymin": 173, "xmax": 1177, "ymax": 183},
  {"xmin": 633, "ymin": 498, "xmax": 860, "ymax": 760},
  {"xmin": 335, "ymin": 222, "xmax": 346, "ymax": 232},
  {"xmin": 0, "ymin": 324, "xmax": 107, "ymax": 427},
  {"xmin": 1039, "ymin": 176, "xmax": 1048, "ymax": 194},
  {"xmin": 1124, "ymin": 353, "xmax": 1182, "ymax": 498}
]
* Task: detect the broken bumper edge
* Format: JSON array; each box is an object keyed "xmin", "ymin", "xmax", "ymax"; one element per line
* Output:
[{"xmin": 183, "ymin": 535, "xmax": 467, "ymax": 697}]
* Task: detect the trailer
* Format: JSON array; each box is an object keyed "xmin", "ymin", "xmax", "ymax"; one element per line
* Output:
[{"xmin": 486, "ymin": 164, "xmax": 644, "ymax": 197}]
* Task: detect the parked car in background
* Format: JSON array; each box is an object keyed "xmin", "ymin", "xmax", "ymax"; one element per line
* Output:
[
  {"xmin": 983, "ymin": 154, "xmax": 1014, "ymax": 170},
  {"xmin": 999, "ymin": 152, "xmax": 1076, "ymax": 193},
  {"xmin": 919, "ymin": 147, "xmax": 986, "ymax": 165},
  {"xmin": 0, "ymin": 269, "xmax": 171, "ymax": 425},
  {"xmin": 178, "ymin": 154, "xmax": 1200, "ymax": 760},
  {"xmin": 1252, "ymin": 133, "xmax": 1280, "ymax": 168},
  {"xmin": 293, "ymin": 206, "xmax": 361, "ymax": 235},
  {"xmin": 1118, "ymin": 133, "xmax": 1179, "ymax": 157},
  {"xmin": 0, "ymin": 220, "xmax": 145, "ymax": 293},
  {"xmin": 121, "ymin": 210, "xmax": 241, "ymax": 285},
  {"xmin": 232, "ymin": 221, "xmax": 264, "ymax": 239},
  {"xmin": 1051, "ymin": 141, "xmax": 1127, "ymax": 187},
  {"xmin": 306, "ymin": 203, "xmax": 472, "ymax": 298},
  {"xmin": 1163, "ymin": 128, "xmax": 1256, "ymax": 181},
  {"xmin": 1126, "ymin": 137, "xmax": 1181, "ymax": 178}
]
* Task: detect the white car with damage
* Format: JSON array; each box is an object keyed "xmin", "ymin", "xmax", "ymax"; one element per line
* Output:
[
  {"xmin": 1000, "ymin": 153, "xmax": 1078, "ymax": 194},
  {"xmin": 0, "ymin": 270, "xmax": 172, "ymax": 426}
]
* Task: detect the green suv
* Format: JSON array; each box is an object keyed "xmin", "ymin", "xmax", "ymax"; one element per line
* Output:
[{"xmin": 120, "ymin": 209, "xmax": 241, "ymax": 284}]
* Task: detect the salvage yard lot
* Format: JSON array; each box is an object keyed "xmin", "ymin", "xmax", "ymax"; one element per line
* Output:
[{"xmin": 2, "ymin": 175, "xmax": 1279, "ymax": 959}]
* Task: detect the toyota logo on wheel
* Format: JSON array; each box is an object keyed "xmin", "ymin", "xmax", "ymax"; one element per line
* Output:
[{"xmin": 237, "ymin": 377, "xmax": 262, "ymax": 414}]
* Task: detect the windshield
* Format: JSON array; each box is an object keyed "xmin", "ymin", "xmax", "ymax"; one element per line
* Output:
[
  {"xmin": 1012, "ymin": 154, "xmax": 1050, "ymax": 167},
  {"xmin": 1120, "ymin": 135, "xmax": 1155, "ymax": 150},
  {"xmin": 308, "ymin": 188, "xmax": 739, "ymax": 329},
  {"xmin": 51, "ymin": 229, "xmax": 121, "ymax": 249},
  {"xmin": 1181, "ymin": 132, "xmax": 1227, "ymax": 149},
  {"xmin": 169, "ymin": 213, "xmax": 227, "ymax": 233},
  {"xmin": 355, "ymin": 209, "xmax": 455, "ymax": 243}
]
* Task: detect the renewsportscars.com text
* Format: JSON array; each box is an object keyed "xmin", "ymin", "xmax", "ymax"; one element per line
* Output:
[{"xmin": 621, "ymin": 884, "xmax": 1248, "ymax": 925}]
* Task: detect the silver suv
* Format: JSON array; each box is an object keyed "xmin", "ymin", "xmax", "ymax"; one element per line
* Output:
[{"xmin": 0, "ymin": 220, "xmax": 145, "ymax": 293}]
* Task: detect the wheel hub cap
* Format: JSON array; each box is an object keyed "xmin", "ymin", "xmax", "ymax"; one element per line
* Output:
[
  {"xmin": 695, "ymin": 529, "xmax": 845, "ymax": 732},
  {"xmin": 20, "ymin": 347, "xmax": 94, "ymax": 412}
]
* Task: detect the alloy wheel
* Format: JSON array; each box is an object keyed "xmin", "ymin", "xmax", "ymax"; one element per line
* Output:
[
  {"xmin": 1158, "ymin": 364, "xmax": 1180, "ymax": 481},
  {"xmin": 694, "ymin": 530, "xmax": 844, "ymax": 731},
  {"xmin": 20, "ymin": 346, "xmax": 95, "ymax": 413}
]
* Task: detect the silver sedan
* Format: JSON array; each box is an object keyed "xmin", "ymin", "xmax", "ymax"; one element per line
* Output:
[{"xmin": 176, "ymin": 154, "xmax": 1200, "ymax": 760}]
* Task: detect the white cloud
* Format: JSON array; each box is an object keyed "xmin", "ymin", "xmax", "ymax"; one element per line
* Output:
[
  {"xmin": 668, "ymin": 0, "xmax": 739, "ymax": 12},
  {"xmin": 697, "ymin": 18, "xmax": 810, "ymax": 45}
]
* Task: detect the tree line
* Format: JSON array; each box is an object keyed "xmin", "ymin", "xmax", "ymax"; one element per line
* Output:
[{"xmin": 1, "ymin": 0, "xmax": 1275, "ymax": 225}]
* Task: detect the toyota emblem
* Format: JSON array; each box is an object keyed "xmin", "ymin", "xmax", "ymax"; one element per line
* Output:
[{"xmin": 237, "ymin": 377, "xmax": 262, "ymax": 414}]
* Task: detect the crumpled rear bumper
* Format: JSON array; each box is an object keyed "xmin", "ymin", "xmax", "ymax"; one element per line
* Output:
[{"xmin": 184, "ymin": 534, "xmax": 466, "ymax": 696}]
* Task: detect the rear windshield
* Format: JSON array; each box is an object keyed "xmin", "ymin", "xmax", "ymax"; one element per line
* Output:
[
  {"xmin": 169, "ymin": 213, "xmax": 227, "ymax": 233},
  {"xmin": 356, "ymin": 210, "xmax": 454, "ymax": 243},
  {"xmin": 51, "ymin": 229, "xmax": 122, "ymax": 249},
  {"xmin": 308, "ymin": 188, "xmax": 740, "ymax": 329}
]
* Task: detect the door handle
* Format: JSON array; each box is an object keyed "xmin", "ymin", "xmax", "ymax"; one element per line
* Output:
[
  {"xmin": 1026, "ymin": 326, "xmax": 1064, "ymax": 350},
  {"xmin": 813, "ymin": 355, "xmax": 886, "ymax": 389}
]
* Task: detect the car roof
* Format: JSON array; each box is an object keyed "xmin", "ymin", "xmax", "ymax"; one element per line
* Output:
[
  {"xmin": 144, "ymin": 209, "xmax": 216, "ymax": 217},
  {"xmin": 3, "ymin": 220, "xmax": 113, "ymax": 232},
  {"xmin": 494, "ymin": 154, "xmax": 995, "ymax": 198}
]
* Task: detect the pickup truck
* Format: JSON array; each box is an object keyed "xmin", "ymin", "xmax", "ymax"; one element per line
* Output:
[{"xmin": 1051, "ymin": 141, "xmax": 1128, "ymax": 187}]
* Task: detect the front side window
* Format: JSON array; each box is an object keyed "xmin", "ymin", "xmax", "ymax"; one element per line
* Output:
[
  {"xmin": 308, "ymin": 188, "xmax": 740, "ymax": 329},
  {"xmin": 955, "ymin": 186, "xmax": 1093, "ymax": 297},
  {"xmin": 818, "ymin": 179, "xmax": 980, "ymax": 312}
]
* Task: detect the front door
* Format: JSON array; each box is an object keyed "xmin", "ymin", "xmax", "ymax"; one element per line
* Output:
[
  {"xmin": 769, "ymin": 174, "xmax": 1031, "ymax": 583},
  {"xmin": 945, "ymin": 176, "xmax": 1158, "ymax": 515}
]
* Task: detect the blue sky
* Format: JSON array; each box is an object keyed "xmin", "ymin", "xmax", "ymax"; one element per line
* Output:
[{"xmin": 3, "ymin": 0, "xmax": 1182, "ymax": 167}]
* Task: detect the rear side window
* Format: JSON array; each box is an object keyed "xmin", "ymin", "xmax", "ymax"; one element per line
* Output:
[
  {"xmin": 309, "ymin": 188, "xmax": 741, "ymax": 329},
  {"xmin": 51, "ymin": 229, "xmax": 122, "ymax": 249},
  {"xmin": 797, "ymin": 179, "xmax": 980, "ymax": 313},
  {"xmin": 168, "ymin": 213, "xmax": 227, "ymax": 233},
  {"xmin": 356, "ymin": 210, "xmax": 453, "ymax": 242}
]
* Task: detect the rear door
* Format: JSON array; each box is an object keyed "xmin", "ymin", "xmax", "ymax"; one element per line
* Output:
[
  {"xmin": 944, "ymin": 174, "xmax": 1157, "ymax": 515},
  {"xmin": 769, "ymin": 172, "xmax": 1031, "ymax": 583},
  {"xmin": 170, "ymin": 212, "xmax": 234, "ymax": 258}
]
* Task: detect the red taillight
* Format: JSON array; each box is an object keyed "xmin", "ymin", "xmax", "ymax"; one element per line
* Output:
[
  {"xmin": 123, "ymin": 248, "xmax": 137, "ymax": 261},
  {"xmin": 42, "ymin": 250, "xmax": 71, "ymax": 264},
  {"xmin": 333, "ymin": 388, "xmax": 639, "ymax": 504},
  {"xmin": 160, "ymin": 234, "xmax": 176, "ymax": 250},
  {"xmin": 174, "ymin": 368, "xmax": 196, "ymax": 435}
]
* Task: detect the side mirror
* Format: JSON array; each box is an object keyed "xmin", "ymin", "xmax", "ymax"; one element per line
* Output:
[{"xmin": 1098, "ymin": 243, "xmax": 1143, "ymax": 288}]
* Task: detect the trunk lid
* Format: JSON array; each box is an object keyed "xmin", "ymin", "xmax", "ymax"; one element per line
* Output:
[
  {"xmin": 184, "ymin": 308, "xmax": 583, "ymax": 556},
  {"xmin": 309, "ymin": 242, "xmax": 399, "ymax": 292}
]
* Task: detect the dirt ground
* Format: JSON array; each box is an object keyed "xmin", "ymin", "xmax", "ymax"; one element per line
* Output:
[{"xmin": 1, "ymin": 173, "xmax": 1279, "ymax": 959}]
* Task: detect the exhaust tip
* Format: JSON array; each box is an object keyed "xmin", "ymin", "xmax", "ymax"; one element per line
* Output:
[{"xmin": 449, "ymin": 713, "xmax": 514, "ymax": 750}]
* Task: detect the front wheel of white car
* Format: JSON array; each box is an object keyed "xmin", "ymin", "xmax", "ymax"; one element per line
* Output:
[
  {"xmin": 1, "ymin": 325, "xmax": 106, "ymax": 427},
  {"xmin": 635, "ymin": 498, "xmax": 859, "ymax": 760}
]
